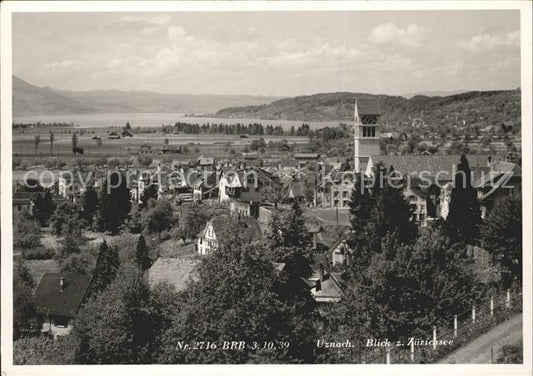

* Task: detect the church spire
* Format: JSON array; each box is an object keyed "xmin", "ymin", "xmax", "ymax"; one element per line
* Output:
[{"xmin": 354, "ymin": 100, "xmax": 362, "ymax": 125}]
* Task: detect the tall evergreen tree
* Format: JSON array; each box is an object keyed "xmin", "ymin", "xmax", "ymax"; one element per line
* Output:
[
  {"xmin": 32, "ymin": 191, "xmax": 55, "ymax": 226},
  {"xmin": 135, "ymin": 234, "xmax": 151, "ymax": 271},
  {"xmin": 371, "ymin": 166, "xmax": 417, "ymax": 247},
  {"xmin": 480, "ymin": 193, "xmax": 522, "ymax": 288},
  {"xmin": 80, "ymin": 184, "xmax": 99, "ymax": 227},
  {"xmin": 91, "ymin": 239, "xmax": 120, "ymax": 294},
  {"xmin": 139, "ymin": 184, "xmax": 158, "ymax": 209},
  {"xmin": 96, "ymin": 171, "xmax": 132, "ymax": 234},
  {"xmin": 74, "ymin": 263, "xmax": 163, "ymax": 364},
  {"xmin": 446, "ymin": 154, "xmax": 482, "ymax": 245}
]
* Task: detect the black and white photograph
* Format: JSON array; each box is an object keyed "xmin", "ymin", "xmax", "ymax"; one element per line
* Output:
[{"xmin": 1, "ymin": 1, "xmax": 531, "ymax": 374}]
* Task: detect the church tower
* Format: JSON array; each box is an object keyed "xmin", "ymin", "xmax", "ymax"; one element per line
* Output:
[{"xmin": 353, "ymin": 99, "xmax": 381, "ymax": 173}]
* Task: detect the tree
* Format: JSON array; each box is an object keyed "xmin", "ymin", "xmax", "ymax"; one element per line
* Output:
[
  {"xmin": 34, "ymin": 134, "xmax": 40, "ymax": 154},
  {"xmin": 128, "ymin": 204, "xmax": 143, "ymax": 234},
  {"xmin": 13, "ymin": 262, "xmax": 36, "ymax": 339},
  {"xmin": 95, "ymin": 171, "xmax": 132, "ymax": 234},
  {"xmin": 446, "ymin": 154, "xmax": 482, "ymax": 245},
  {"xmin": 72, "ymin": 133, "xmax": 78, "ymax": 150},
  {"xmin": 13, "ymin": 211, "xmax": 42, "ymax": 250},
  {"xmin": 139, "ymin": 184, "xmax": 158, "ymax": 209},
  {"xmin": 61, "ymin": 218, "xmax": 86, "ymax": 257},
  {"xmin": 481, "ymin": 193, "xmax": 522, "ymax": 288},
  {"xmin": 50, "ymin": 201, "xmax": 80, "ymax": 236},
  {"xmin": 360, "ymin": 229, "xmax": 484, "ymax": 341},
  {"xmin": 135, "ymin": 234, "xmax": 152, "ymax": 271},
  {"xmin": 32, "ymin": 191, "xmax": 55, "ymax": 226},
  {"xmin": 157, "ymin": 242, "xmax": 319, "ymax": 364},
  {"xmin": 90, "ymin": 239, "xmax": 120, "ymax": 294},
  {"xmin": 14, "ymin": 335, "xmax": 78, "ymax": 365},
  {"xmin": 267, "ymin": 202, "xmax": 312, "ymax": 258},
  {"xmin": 141, "ymin": 198, "xmax": 174, "ymax": 236},
  {"xmin": 370, "ymin": 167, "xmax": 417, "ymax": 248},
  {"xmin": 49, "ymin": 131, "xmax": 55, "ymax": 155},
  {"xmin": 125, "ymin": 121, "xmax": 131, "ymax": 130},
  {"xmin": 80, "ymin": 184, "xmax": 99, "ymax": 227},
  {"xmin": 174, "ymin": 202, "xmax": 209, "ymax": 242},
  {"xmin": 74, "ymin": 263, "xmax": 163, "ymax": 364}
]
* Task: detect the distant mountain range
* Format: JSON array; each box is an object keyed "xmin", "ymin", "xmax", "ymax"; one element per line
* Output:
[
  {"xmin": 12, "ymin": 76, "xmax": 283, "ymax": 116},
  {"xmin": 13, "ymin": 76, "xmax": 520, "ymax": 129},
  {"xmin": 215, "ymin": 90, "xmax": 521, "ymax": 127},
  {"xmin": 402, "ymin": 90, "xmax": 470, "ymax": 99}
]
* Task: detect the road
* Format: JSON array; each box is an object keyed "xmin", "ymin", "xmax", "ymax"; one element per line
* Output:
[{"xmin": 438, "ymin": 313, "xmax": 523, "ymax": 364}]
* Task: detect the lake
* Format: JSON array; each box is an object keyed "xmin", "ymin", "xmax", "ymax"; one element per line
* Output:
[{"xmin": 13, "ymin": 113, "xmax": 343, "ymax": 130}]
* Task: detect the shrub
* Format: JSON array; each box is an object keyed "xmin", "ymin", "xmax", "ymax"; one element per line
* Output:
[{"xmin": 23, "ymin": 247, "xmax": 55, "ymax": 260}]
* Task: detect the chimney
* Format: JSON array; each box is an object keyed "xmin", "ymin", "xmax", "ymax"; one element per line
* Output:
[
  {"xmin": 319, "ymin": 263, "xmax": 325, "ymax": 282},
  {"xmin": 59, "ymin": 277, "xmax": 65, "ymax": 292}
]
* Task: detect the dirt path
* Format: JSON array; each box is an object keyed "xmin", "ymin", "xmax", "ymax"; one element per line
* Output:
[{"xmin": 438, "ymin": 313, "xmax": 523, "ymax": 364}]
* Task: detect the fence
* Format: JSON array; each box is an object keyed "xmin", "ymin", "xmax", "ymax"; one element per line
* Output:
[{"xmin": 345, "ymin": 283, "xmax": 522, "ymax": 364}]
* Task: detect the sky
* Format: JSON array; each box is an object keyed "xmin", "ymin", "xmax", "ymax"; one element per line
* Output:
[{"xmin": 12, "ymin": 10, "xmax": 521, "ymax": 97}]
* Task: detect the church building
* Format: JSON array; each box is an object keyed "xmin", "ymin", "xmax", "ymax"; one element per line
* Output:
[{"xmin": 353, "ymin": 99, "xmax": 381, "ymax": 173}]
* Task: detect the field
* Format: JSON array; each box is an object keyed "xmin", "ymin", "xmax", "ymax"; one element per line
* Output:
[{"xmin": 12, "ymin": 127, "xmax": 309, "ymax": 159}]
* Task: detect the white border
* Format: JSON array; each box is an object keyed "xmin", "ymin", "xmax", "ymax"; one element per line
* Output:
[{"xmin": 1, "ymin": 2, "xmax": 532, "ymax": 376}]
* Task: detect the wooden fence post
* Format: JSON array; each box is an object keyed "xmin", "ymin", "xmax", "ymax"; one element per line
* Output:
[
  {"xmin": 410, "ymin": 338, "xmax": 415, "ymax": 362},
  {"xmin": 506, "ymin": 289, "xmax": 511, "ymax": 308},
  {"xmin": 453, "ymin": 315, "xmax": 458, "ymax": 338},
  {"xmin": 433, "ymin": 326, "xmax": 437, "ymax": 350},
  {"xmin": 490, "ymin": 296, "xmax": 494, "ymax": 317},
  {"xmin": 472, "ymin": 305, "xmax": 476, "ymax": 324}
]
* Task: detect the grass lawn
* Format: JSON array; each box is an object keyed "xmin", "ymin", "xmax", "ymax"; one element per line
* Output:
[
  {"xmin": 158, "ymin": 238, "xmax": 198, "ymax": 259},
  {"xmin": 24, "ymin": 259, "xmax": 60, "ymax": 286},
  {"xmin": 310, "ymin": 207, "xmax": 351, "ymax": 226}
]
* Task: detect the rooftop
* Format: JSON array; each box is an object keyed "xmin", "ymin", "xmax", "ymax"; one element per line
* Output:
[{"xmin": 34, "ymin": 273, "xmax": 92, "ymax": 317}]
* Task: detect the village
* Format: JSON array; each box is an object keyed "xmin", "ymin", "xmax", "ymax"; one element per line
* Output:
[{"xmin": 11, "ymin": 98, "xmax": 523, "ymax": 365}]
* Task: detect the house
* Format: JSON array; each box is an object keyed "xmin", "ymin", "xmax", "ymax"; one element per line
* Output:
[
  {"xmin": 308, "ymin": 264, "xmax": 344, "ymax": 303},
  {"xmin": 281, "ymin": 180, "xmax": 306, "ymax": 205},
  {"xmin": 34, "ymin": 273, "xmax": 92, "ymax": 338},
  {"xmin": 197, "ymin": 216, "xmax": 226, "ymax": 255},
  {"xmin": 12, "ymin": 192, "xmax": 36, "ymax": 214},
  {"xmin": 58, "ymin": 171, "xmax": 91, "ymax": 202},
  {"xmin": 192, "ymin": 171, "xmax": 219, "ymax": 201},
  {"xmin": 197, "ymin": 215, "xmax": 261, "ymax": 255},
  {"xmin": 230, "ymin": 200, "xmax": 260, "ymax": 219},
  {"xmin": 319, "ymin": 170, "xmax": 354, "ymax": 208},
  {"xmin": 121, "ymin": 129, "xmax": 134, "ymax": 137},
  {"xmin": 403, "ymin": 186, "xmax": 429, "ymax": 226},
  {"xmin": 218, "ymin": 169, "xmax": 262, "ymax": 203},
  {"xmin": 330, "ymin": 239, "xmax": 352, "ymax": 268},
  {"xmin": 197, "ymin": 156, "xmax": 215, "ymax": 170},
  {"xmin": 108, "ymin": 131, "xmax": 121, "ymax": 139}
]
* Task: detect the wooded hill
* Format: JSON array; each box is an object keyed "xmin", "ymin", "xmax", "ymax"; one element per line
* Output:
[{"xmin": 216, "ymin": 90, "xmax": 521, "ymax": 130}]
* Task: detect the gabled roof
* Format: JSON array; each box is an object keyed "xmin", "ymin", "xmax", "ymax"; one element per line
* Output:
[
  {"xmin": 371, "ymin": 155, "xmax": 489, "ymax": 179},
  {"xmin": 294, "ymin": 153, "xmax": 320, "ymax": 159},
  {"xmin": 34, "ymin": 273, "xmax": 92, "ymax": 317},
  {"xmin": 310, "ymin": 273, "xmax": 344, "ymax": 303},
  {"xmin": 356, "ymin": 99, "xmax": 381, "ymax": 116},
  {"xmin": 282, "ymin": 180, "xmax": 306, "ymax": 199}
]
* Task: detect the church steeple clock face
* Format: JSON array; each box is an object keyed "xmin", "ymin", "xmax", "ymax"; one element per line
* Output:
[{"xmin": 361, "ymin": 115, "xmax": 378, "ymax": 124}]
